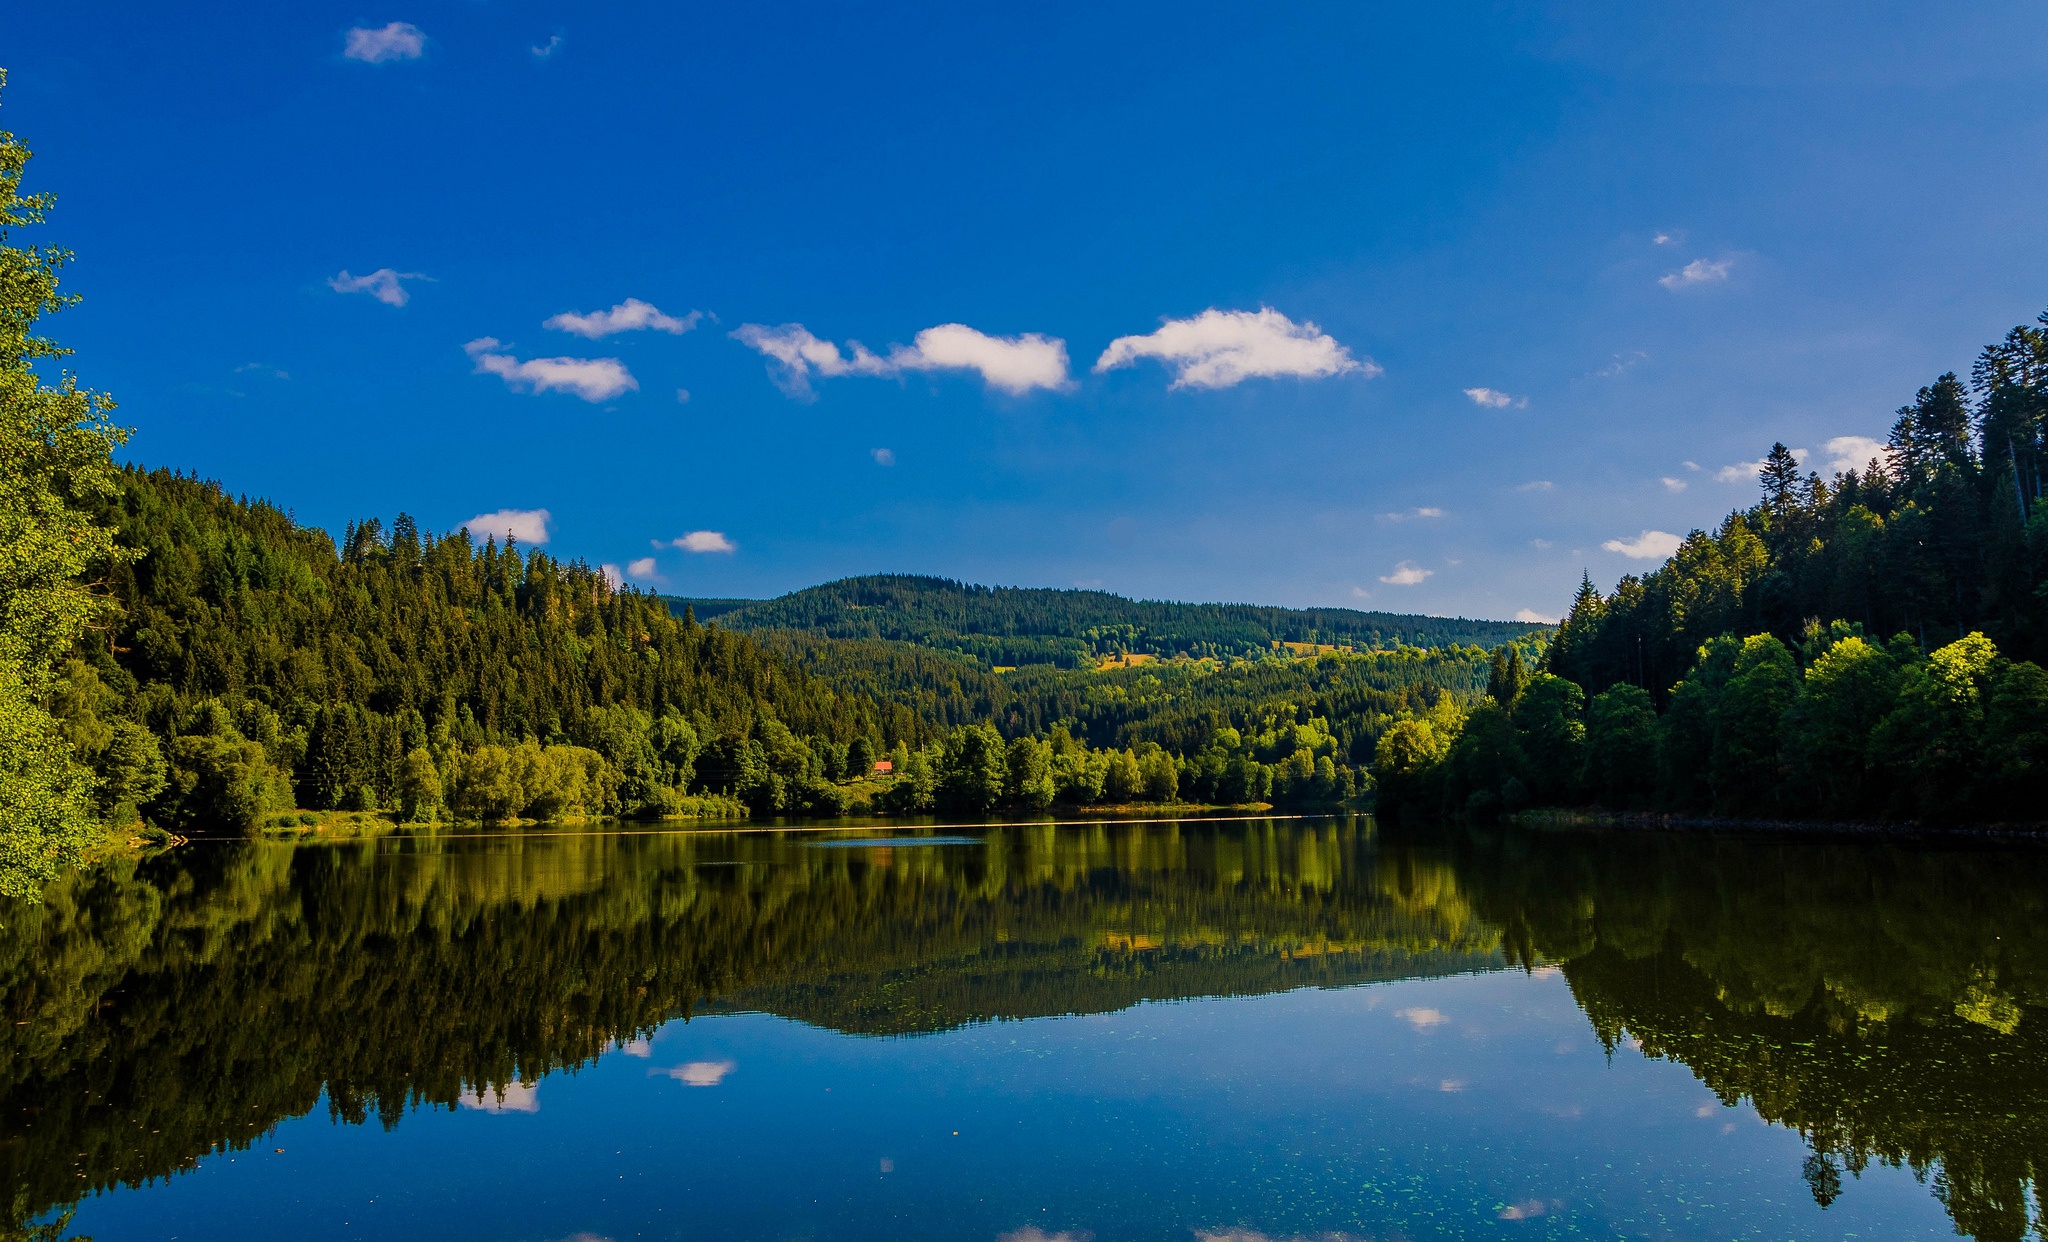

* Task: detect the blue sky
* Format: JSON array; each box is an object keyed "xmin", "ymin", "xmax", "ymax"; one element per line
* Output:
[{"xmin": 10, "ymin": 3, "xmax": 2048, "ymax": 620}]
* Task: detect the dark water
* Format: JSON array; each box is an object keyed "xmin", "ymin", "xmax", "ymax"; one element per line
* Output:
[{"xmin": 3, "ymin": 816, "xmax": 2043, "ymax": 1241}]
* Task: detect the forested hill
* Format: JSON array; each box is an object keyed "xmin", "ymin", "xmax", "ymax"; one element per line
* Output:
[{"xmin": 667, "ymin": 574, "xmax": 1543, "ymax": 668}]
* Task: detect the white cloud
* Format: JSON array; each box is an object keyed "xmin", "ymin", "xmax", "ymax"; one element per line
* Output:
[
  {"xmin": 893, "ymin": 323, "xmax": 1070, "ymax": 394},
  {"xmin": 1715, "ymin": 447, "xmax": 1807, "ymax": 483},
  {"xmin": 329, "ymin": 268, "xmax": 428, "ymax": 307},
  {"xmin": 344, "ymin": 22, "xmax": 426, "ymax": 63},
  {"xmin": 599, "ymin": 563, "xmax": 624, "ymax": 589},
  {"xmin": 1094, "ymin": 307, "xmax": 1374, "ymax": 390},
  {"xmin": 465, "ymin": 337, "xmax": 637, "ymax": 402},
  {"xmin": 1661, "ymin": 476, "xmax": 1687, "ymax": 492},
  {"xmin": 1395, "ymin": 1006, "xmax": 1447, "ymax": 1029},
  {"xmin": 1824, "ymin": 435, "xmax": 1885, "ymax": 474},
  {"xmin": 1518, "ymin": 480, "xmax": 1555, "ymax": 492},
  {"xmin": 234, "ymin": 362, "xmax": 290, "ymax": 379},
  {"xmin": 1516, "ymin": 608, "xmax": 1561, "ymax": 624},
  {"xmin": 871, "ymin": 448, "xmax": 895, "ymax": 466},
  {"xmin": 731, "ymin": 322, "xmax": 1067, "ymax": 397},
  {"xmin": 458, "ymin": 1080, "xmax": 537, "ymax": 1113},
  {"xmin": 1653, "ymin": 232, "xmax": 1673, "ymax": 245},
  {"xmin": 670, "ymin": 531, "xmax": 735, "ymax": 554},
  {"xmin": 1463, "ymin": 387, "xmax": 1525, "ymax": 409},
  {"xmin": 626, "ymin": 557, "xmax": 659, "ymax": 579},
  {"xmin": 463, "ymin": 508, "xmax": 551, "ymax": 545},
  {"xmin": 545, "ymin": 298, "xmax": 700, "ymax": 339},
  {"xmin": 658, "ymin": 1060, "xmax": 734, "ymax": 1087},
  {"xmin": 1379, "ymin": 561, "xmax": 1432, "ymax": 586},
  {"xmin": 676, "ymin": 388, "xmax": 690, "ymax": 403},
  {"xmin": 1530, "ymin": 538, "xmax": 1552, "ymax": 549},
  {"xmin": 1603, "ymin": 530, "xmax": 1683, "ymax": 560},
  {"xmin": 1350, "ymin": 586, "xmax": 1372, "ymax": 600},
  {"xmin": 533, "ymin": 34, "xmax": 563, "ymax": 59},
  {"xmin": 1382, "ymin": 507, "xmax": 1444, "ymax": 521},
  {"xmin": 1682, "ymin": 460, "xmax": 1701, "ymax": 471},
  {"xmin": 1659, "ymin": 257, "xmax": 1731, "ymax": 289}
]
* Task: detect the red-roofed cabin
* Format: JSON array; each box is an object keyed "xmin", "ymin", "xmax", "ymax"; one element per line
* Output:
[{"xmin": 872, "ymin": 760, "xmax": 894, "ymax": 773}]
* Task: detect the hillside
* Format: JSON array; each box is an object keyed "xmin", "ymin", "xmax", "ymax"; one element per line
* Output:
[{"xmin": 666, "ymin": 574, "xmax": 1543, "ymax": 669}]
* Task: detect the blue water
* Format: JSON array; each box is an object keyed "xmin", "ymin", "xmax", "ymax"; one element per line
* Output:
[{"xmin": 8, "ymin": 818, "xmax": 2034, "ymax": 1240}]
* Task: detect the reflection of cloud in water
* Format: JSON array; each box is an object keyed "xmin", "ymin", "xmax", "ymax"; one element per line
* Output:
[
  {"xmin": 1528, "ymin": 965, "xmax": 1562, "ymax": 979},
  {"xmin": 1497, "ymin": 1199, "xmax": 1559, "ymax": 1220},
  {"xmin": 1438, "ymin": 1078, "xmax": 1467, "ymax": 1092},
  {"xmin": 458, "ymin": 1080, "xmax": 539, "ymax": 1113},
  {"xmin": 996, "ymin": 1228, "xmax": 1093, "ymax": 1242},
  {"xmin": 1193, "ymin": 1230, "xmax": 1369, "ymax": 1242},
  {"xmin": 1395, "ymin": 1006, "xmax": 1447, "ymax": 1029},
  {"xmin": 655, "ymin": 1060, "xmax": 735, "ymax": 1086},
  {"xmin": 621, "ymin": 1038, "xmax": 652, "ymax": 1058},
  {"xmin": 551, "ymin": 1234, "xmax": 614, "ymax": 1242}
]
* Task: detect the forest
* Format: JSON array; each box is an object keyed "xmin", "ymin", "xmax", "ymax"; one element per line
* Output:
[
  {"xmin": 1377, "ymin": 312, "xmax": 2048, "ymax": 824},
  {"xmin": 670, "ymin": 573, "xmax": 1544, "ymax": 668}
]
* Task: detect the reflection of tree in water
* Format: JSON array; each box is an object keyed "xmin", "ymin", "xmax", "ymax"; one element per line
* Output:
[
  {"xmin": 1445, "ymin": 824, "xmax": 2048, "ymax": 1242},
  {"xmin": 0, "ymin": 818, "xmax": 1493, "ymax": 1234},
  {"xmin": 9, "ymin": 820, "xmax": 2046, "ymax": 1242}
]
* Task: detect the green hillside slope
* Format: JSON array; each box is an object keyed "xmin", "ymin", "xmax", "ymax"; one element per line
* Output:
[{"xmin": 667, "ymin": 574, "xmax": 1544, "ymax": 669}]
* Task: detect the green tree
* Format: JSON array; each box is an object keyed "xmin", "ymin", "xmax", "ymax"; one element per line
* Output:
[
  {"xmin": 397, "ymin": 747, "xmax": 444, "ymax": 823},
  {"xmin": 1513, "ymin": 674, "xmax": 1586, "ymax": 804},
  {"xmin": 1876, "ymin": 632, "xmax": 2000, "ymax": 817},
  {"xmin": 937, "ymin": 725, "xmax": 1006, "ymax": 814},
  {"xmin": 0, "ymin": 80, "xmax": 134, "ymax": 897},
  {"xmin": 1792, "ymin": 635, "xmax": 1900, "ymax": 816},
  {"xmin": 1710, "ymin": 635, "xmax": 1800, "ymax": 815},
  {"xmin": 1582, "ymin": 684, "xmax": 1659, "ymax": 809},
  {"xmin": 1004, "ymin": 735, "xmax": 1054, "ymax": 811}
]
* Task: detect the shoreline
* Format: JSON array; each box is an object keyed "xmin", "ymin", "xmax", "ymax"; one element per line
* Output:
[{"xmin": 1506, "ymin": 807, "xmax": 2048, "ymax": 844}]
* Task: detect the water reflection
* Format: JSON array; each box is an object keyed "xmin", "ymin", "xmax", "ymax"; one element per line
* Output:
[{"xmin": 1, "ymin": 817, "xmax": 2044, "ymax": 1240}]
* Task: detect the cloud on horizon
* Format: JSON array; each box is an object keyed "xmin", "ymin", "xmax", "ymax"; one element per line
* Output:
[
  {"xmin": 328, "ymin": 268, "xmax": 428, "ymax": 307},
  {"xmin": 1515, "ymin": 607, "xmax": 1561, "ymax": 624},
  {"xmin": 465, "ymin": 338, "xmax": 636, "ymax": 402},
  {"xmin": 1603, "ymin": 529, "xmax": 1683, "ymax": 560},
  {"xmin": 545, "ymin": 298, "xmax": 700, "ymax": 339},
  {"xmin": 462, "ymin": 508, "xmax": 551, "ymax": 545},
  {"xmin": 1715, "ymin": 446, "xmax": 1808, "ymax": 483},
  {"xmin": 343, "ymin": 22, "xmax": 425, "ymax": 63},
  {"xmin": 1824, "ymin": 434, "xmax": 1885, "ymax": 474},
  {"xmin": 732, "ymin": 322, "xmax": 1068, "ymax": 397},
  {"xmin": 1095, "ymin": 307, "xmax": 1373, "ymax": 390},
  {"xmin": 1379, "ymin": 561, "xmax": 1432, "ymax": 585}
]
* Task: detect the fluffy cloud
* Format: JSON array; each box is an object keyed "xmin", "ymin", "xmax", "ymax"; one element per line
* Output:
[
  {"xmin": 1715, "ymin": 446, "xmax": 1807, "ymax": 483},
  {"xmin": 871, "ymin": 448, "xmax": 895, "ymax": 466},
  {"xmin": 344, "ymin": 22, "xmax": 425, "ymax": 63},
  {"xmin": 533, "ymin": 34, "xmax": 563, "ymax": 59},
  {"xmin": 462, "ymin": 508, "xmax": 551, "ymax": 545},
  {"xmin": 1379, "ymin": 561, "xmax": 1432, "ymax": 586},
  {"xmin": 669, "ymin": 531, "xmax": 735, "ymax": 554},
  {"xmin": 465, "ymin": 338, "xmax": 637, "ymax": 402},
  {"xmin": 1661, "ymin": 476, "xmax": 1687, "ymax": 492},
  {"xmin": 1381, "ymin": 507, "xmax": 1443, "ymax": 521},
  {"xmin": 731, "ymin": 322, "xmax": 1067, "ymax": 397},
  {"xmin": 1824, "ymin": 435, "xmax": 1885, "ymax": 474},
  {"xmin": 1603, "ymin": 530, "xmax": 1683, "ymax": 560},
  {"xmin": 1395, "ymin": 1006, "xmax": 1447, "ymax": 1029},
  {"xmin": 1515, "ymin": 608, "xmax": 1561, "ymax": 624},
  {"xmin": 625, "ymin": 557, "xmax": 659, "ymax": 579},
  {"xmin": 328, "ymin": 268, "xmax": 428, "ymax": 307},
  {"xmin": 893, "ymin": 323, "xmax": 1070, "ymax": 394},
  {"xmin": 545, "ymin": 298, "xmax": 700, "ymax": 339},
  {"xmin": 599, "ymin": 563, "xmax": 624, "ymax": 589},
  {"xmin": 1095, "ymin": 307, "xmax": 1374, "ymax": 390},
  {"xmin": 1463, "ymin": 387, "xmax": 1524, "ymax": 409},
  {"xmin": 1659, "ymin": 258, "xmax": 1731, "ymax": 289}
]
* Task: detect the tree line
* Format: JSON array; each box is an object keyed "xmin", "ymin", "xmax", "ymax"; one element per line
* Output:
[{"xmin": 1376, "ymin": 311, "xmax": 2048, "ymax": 824}]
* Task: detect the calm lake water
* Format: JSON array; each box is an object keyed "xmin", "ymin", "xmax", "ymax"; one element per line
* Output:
[{"xmin": 3, "ymin": 816, "xmax": 2042, "ymax": 1241}]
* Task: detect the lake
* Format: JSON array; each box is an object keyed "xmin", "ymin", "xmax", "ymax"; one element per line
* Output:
[{"xmin": 3, "ymin": 816, "xmax": 2042, "ymax": 1240}]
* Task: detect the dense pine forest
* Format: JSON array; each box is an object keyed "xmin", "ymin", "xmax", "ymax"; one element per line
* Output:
[
  {"xmin": 671, "ymin": 573, "xmax": 1543, "ymax": 668},
  {"xmin": 1378, "ymin": 312, "xmax": 2048, "ymax": 824}
]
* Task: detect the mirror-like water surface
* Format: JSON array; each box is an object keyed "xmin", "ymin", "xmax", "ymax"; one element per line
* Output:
[{"xmin": 3, "ymin": 817, "xmax": 2043, "ymax": 1240}]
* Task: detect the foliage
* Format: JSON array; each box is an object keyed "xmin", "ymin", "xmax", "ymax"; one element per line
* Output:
[
  {"xmin": 0, "ymin": 79, "xmax": 133, "ymax": 899},
  {"xmin": 673, "ymin": 573, "xmax": 1545, "ymax": 669}
]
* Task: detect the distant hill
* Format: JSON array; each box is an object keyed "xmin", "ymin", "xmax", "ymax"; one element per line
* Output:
[{"xmin": 665, "ymin": 574, "xmax": 1544, "ymax": 669}]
